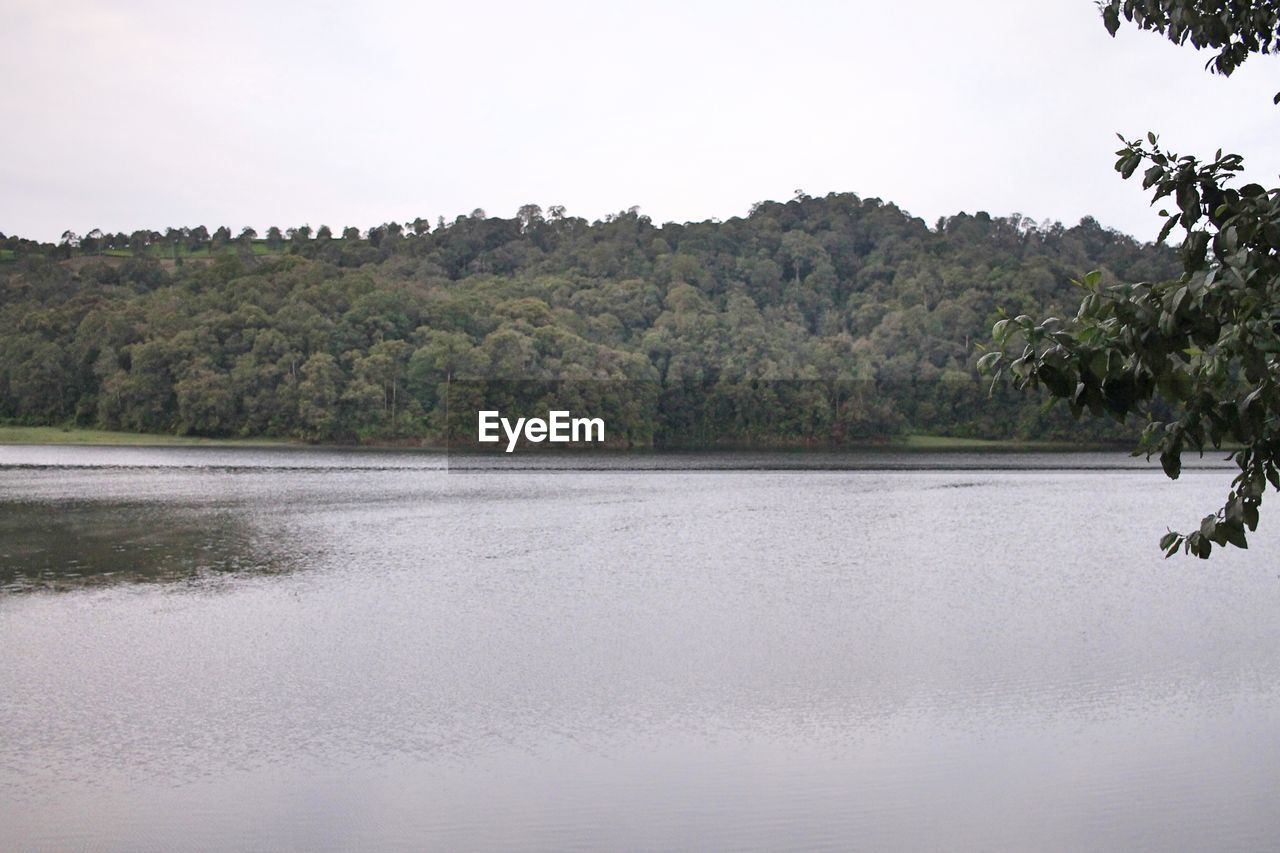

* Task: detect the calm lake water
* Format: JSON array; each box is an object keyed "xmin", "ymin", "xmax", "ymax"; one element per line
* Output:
[{"xmin": 2, "ymin": 446, "xmax": 1278, "ymax": 851}]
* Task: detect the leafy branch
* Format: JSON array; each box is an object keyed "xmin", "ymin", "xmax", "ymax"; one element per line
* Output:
[{"xmin": 982, "ymin": 133, "xmax": 1280, "ymax": 557}]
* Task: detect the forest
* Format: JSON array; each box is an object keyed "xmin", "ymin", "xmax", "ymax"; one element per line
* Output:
[{"xmin": 0, "ymin": 192, "xmax": 1179, "ymax": 447}]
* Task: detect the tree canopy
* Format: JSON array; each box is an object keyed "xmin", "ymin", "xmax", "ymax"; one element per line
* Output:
[
  {"xmin": 0, "ymin": 195, "xmax": 1176, "ymax": 448},
  {"xmin": 1101, "ymin": 0, "xmax": 1280, "ymax": 98},
  {"xmin": 983, "ymin": 0, "xmax": 1280, "ymax": 557}
]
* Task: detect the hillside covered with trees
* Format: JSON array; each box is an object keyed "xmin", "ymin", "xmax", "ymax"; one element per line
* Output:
[{"xmin": 0, "ymin": 192, "xmax": 1178, "ymax": 446}]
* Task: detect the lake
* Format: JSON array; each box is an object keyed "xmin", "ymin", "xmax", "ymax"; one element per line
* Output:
[{"xmin": 2, "ymin": 446, "xmax": 1278, "ymax": 851}]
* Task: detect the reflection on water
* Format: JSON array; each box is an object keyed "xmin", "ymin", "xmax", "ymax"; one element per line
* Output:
[
  {"xmin": 0, "ymin": 501, "xmax": 298, "ymax": 592},
  {"xmin": 1, "ymin": 446, "xmax": 1278, "ymax": 851}
]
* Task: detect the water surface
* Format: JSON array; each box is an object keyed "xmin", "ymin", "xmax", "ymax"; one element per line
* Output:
[{"xmin": 1, "ymin": 446, "xmax": 1277, "ymax": 850}]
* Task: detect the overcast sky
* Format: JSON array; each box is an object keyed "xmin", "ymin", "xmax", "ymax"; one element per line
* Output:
[{"xmin": 3, "ymin": 0, "xmax": 1277, "ymax": 243}]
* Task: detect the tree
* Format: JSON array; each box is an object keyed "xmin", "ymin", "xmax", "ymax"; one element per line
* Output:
[
  {"xmin": 982, "ymin": 0, "xmax": 1280, "ymax": 557},
  {"xmin": 164, "ymin": 227, "xmax": 186, "ymax": 260},
  {"xmin": 357, "ymin": 339, "xmax": 413, "ymax": 425},
  {"xmin": 516, "ymin": 204, "xmax": 544, "ymax": 232},
  {"xmin": 1099, "ymin": 0, "xmax": 1280, "ymax": 99},
  {"xmin": 175, "ymin": 365, "xmax": 236, "ymax": 435},
  {"xmin": 129, "ymin": 230, "xmax": 150, "ymax": 257},
  {"xmin": 188, "ymin": 225, "xmax": 210, "ymax": 252},
  {"xmin": 297, "ymin": 352, "xmax": 343, "ymax": 441}
]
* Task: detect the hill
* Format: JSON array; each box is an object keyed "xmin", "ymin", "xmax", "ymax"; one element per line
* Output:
[{"xmin": 0, "ymin": 193, "xmax": 1179, "ymax": 445}]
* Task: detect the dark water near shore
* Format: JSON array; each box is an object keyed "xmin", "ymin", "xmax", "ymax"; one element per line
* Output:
[{"xmin": 2, "ymin": 447, "xmax": 1278, "ymax": 851}]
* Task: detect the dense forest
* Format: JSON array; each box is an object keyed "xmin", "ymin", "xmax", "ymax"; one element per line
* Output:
[{"xmin": 0, "ymin": 192, "xmax": 1179, "ymax": 446}]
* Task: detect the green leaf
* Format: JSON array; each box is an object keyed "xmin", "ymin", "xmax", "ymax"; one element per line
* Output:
[
  {"xmin": 1102, "ymin": 4, "xmax": 1120, "ymax": 36},
  {"xmin": 1222, "ymin": 523, "xmax": 1248, "ymax": 550}
]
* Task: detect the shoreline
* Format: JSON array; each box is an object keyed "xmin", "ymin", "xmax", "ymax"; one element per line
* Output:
[{"xmin": 0, "ymin": 424, "xmax": 1130, "ymax": 453}]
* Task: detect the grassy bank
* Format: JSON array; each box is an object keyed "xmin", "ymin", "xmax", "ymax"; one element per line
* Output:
[
  {"xmin": 897, "ymin": 434, "xmax": 1121, "ymax": 451},
  {"xmin": 0, "ymin": 425, "xmax": 291, "ymax": 447}
]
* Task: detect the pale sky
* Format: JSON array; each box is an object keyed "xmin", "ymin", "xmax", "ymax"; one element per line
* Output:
[{"xmin": 3, "ymin": 0, "xmax": 1277, "ymax": 243}]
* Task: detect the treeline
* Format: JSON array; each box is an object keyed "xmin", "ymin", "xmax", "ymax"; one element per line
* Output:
[
  {"xmin": 4, "ymin": 220, "xmax": 435, "ymax": 260},
  {"xmin": 0, "ymin": 192, "xmax": 1179, "ymax": 445}
]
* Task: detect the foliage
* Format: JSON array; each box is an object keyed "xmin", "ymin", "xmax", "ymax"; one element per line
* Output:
[
  {"xmin": 1100, "ymin": 0, "xmax": 1280, "ymax": 100},
  {"xmin": 983, "ymin": 1, "xmax": 1280, "ymax": 557},
  {"xmin": 0, "ymin": 195, "xmax": 1177, "ymax": 448}
]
